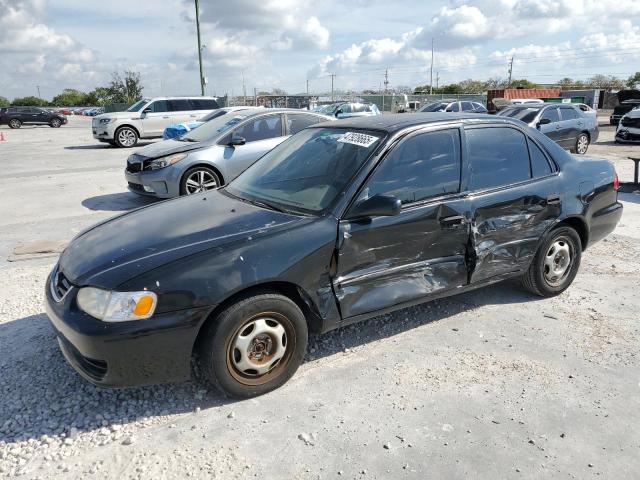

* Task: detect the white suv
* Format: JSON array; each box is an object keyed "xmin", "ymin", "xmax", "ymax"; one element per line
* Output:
[{"xmin": 92, "ymin": 97, "xmax": 220, "ymax": 147}]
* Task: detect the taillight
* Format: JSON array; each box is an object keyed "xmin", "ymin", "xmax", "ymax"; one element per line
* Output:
[{"xmin": 613, "ymin": 172, "xmax": 619, "ymax": 191}]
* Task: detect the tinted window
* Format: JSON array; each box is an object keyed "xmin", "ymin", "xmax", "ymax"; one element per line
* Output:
[
  {"xmin": 288, "ymin": 114, "xmax": 319, "ymax": 135},
  {"xmin": 498, "ymin": 107, "xmax": 540, "ymax": 123},
  {"xmin": 192, "ymin": 98, "xmax": 219, "ymax": 110},
  {"xmin": 461, "ymin": 101, "xmax": 474, "ymax": 111},
  {"xmin": 466, "ymin": 127, "xmax": 531, "ymax": 190},
  {"xmin": 339, "ymin": 104, "xmax": 352, "ymax": 114},
  {"xmin": 420, "ymin": 102, "xmax": 447, "ymax": 112},
  {"xmin": 541, "ymin": 107, "xmax": 560, "ymax": 123},
  {"xmin": 233, "ymin": 115, "xmax": 283, "ymax": 142},
  {"xmin": 473, "ymin": 103, "xmax": 487, "ymax": 112},
  {"xmin": 528, "ymin": 139, "xmax": 553, "ymax": 177},
  {"xmin": 352, "ymin": 104, "xmax": 365, "ymax": 113},
  {"xmin": 560, "ymin": 107, "xmax": 579, "ymax": 120},
  {"xmin": 167, "ymin": 99, "xmax": 192, "ymax": 112},
  {"xmin": 363, "ymin": 129, "xmax": 461, "ymax": 204},
  {"xmin": 448, "ymin": 102, "xmax": 460, "ymax": 112},
  {"xmin": 149, "ymin": 100, "xmax": 169, "ymax": 113}
]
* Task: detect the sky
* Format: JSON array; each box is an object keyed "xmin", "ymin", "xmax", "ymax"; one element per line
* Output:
[{"xmin": 1, "ymin": 0, "xmax": 640, "ymax": 100}]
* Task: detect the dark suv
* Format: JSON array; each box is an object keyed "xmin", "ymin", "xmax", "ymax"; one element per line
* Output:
[
  {"xmin": 0, "ymin": 107, "xmax": 67, "ymax": 129},
  {"xmin": 610, "ymin": 100, "xmax": 640, "ymax": 125}
]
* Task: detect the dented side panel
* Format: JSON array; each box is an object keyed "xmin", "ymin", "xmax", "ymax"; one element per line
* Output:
[
  {"xmin": 468, "ymin": 178, "xmax": 562, "ymax": 283},
  {"xmin": 334, "ymin": 199, "xmax": 470, "ymax": 318}
]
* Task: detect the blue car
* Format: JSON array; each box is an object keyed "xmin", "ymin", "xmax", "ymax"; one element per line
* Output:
[{"xmin": 162, "ymin": 106, "xmax": 259, "ymax": 140}]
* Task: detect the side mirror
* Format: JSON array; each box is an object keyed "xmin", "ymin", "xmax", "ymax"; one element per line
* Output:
[
  {"xmin": 228, "ymin": 136, "xmax": 246, "ymax": 146},
  {"xmin": 142, "ymin": 108, "xmax": 151, "ymax": 115},
  {"xmin": 335, "ymin": 109, "xmax": 342, "ymax": 117},
  {"xmin": 347, "ymin": 194, "xmax": 401, "ymax": 220},
  {"xmin": 538, "ymin": 118, "xmax": 551, "ymax": 126}
]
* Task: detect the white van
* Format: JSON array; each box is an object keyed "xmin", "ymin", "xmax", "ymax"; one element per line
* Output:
[{"xmin": 92, "ymin": 97, "xmax": 220, "ymax": 147}]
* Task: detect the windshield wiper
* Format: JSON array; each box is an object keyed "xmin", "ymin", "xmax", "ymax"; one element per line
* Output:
[{"xmin": 245, "ymin": 198, "xmax": 288, "ymax": 213}]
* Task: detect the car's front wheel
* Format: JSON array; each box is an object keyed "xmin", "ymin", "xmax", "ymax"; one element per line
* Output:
[
  {"xmin": 8, "ymin": 119, "xmax": 21, "ymax": 129},
  {"xmin": 196, "ymin": 293, "xmax": 308, "ymax": 398},
  {"xmin": 522, "ymin": 226, "xmax": 582, "ymax": 297},
  {"xmin": 180, "ymin": 166, "xmax": 221, "ymax": 195},
  {"xmin": 114, "ymin": 126, "xmax": 138, "ymax": 148},
  {"xmin": 575, "ymin": 133, "xmax": 589, "ymax": 154},
  {"xmin": 49, "ymin": 118, "xmax": 62, "ymax": 128}
]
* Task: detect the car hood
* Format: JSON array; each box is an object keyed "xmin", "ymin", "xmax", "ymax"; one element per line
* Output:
[
  {"xmin": 623, "ymin": 109, "xmax": 640, "ymax": 119},
  {"xmin": 59, "ymin": 190, "xmax": 305, "ymax": 288},
  {"xmin": 132, "ymin": 138, "xmax": 207, "ymax": 160}
]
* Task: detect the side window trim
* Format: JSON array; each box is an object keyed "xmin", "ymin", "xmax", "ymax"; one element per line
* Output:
[{"xmin": 526, "ymin": 136, "xmax": 558, "ymax": 175}]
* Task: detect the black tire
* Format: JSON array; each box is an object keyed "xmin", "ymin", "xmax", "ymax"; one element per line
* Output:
[
  {"xmin": 8, "ymin": 118, "xmax": 21, "ymax": 129},
  {"xmin": 114, "ymin": 126, "xmax": 138, "ymax": 148},
  {"xmin": 575, "ymin": 133, "xmax": 589, "ymax": 155},
  {"xmin": 196, "ymin": 293, "xmax": 308, "ymax": 398},
  {"xmin": 522, "ymin": 226, "xmax": 582, "ymax": 297},
  {"xmin": 49, "ymin": 118, "xmax": 62, "ymax": 128},
  {"xmin": 180, "ymin": 166, "xmax": 222, "ymax": 195}
]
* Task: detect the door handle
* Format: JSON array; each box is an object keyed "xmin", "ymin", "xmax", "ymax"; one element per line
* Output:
[
  {"xmin": 546, "ymin": 194, "xmax": 561, "ymax": 205},
  {"xmin": 439, "ymin": 215, "xmax": 466, "ymax": 227}
]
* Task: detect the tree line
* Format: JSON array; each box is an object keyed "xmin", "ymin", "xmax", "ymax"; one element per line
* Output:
[
  {"xmin": 0, "ymin": 71, "xmax": 143, "ymax": 108},
  {"xmin": 413, "ymin": 73, "xmax": 640, "ymax": 95}
]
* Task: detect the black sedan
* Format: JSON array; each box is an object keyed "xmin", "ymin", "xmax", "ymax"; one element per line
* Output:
[
  {"xmin": 0, "ymin": 106, "xmax": 67, "ymax": 128},
  {"xmin": 45, "ymin": 113, "xmax": 622, "ymax": 398}
]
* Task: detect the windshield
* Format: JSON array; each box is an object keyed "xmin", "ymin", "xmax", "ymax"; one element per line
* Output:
[
  {"xmin": 126, "ymin": 99, "xmax": 149, "ymax": 112},
  {"xmin": 180, "ymin": 112, "xmax": 247, "ymax": 142},
  {"xmin": 225, "ymin": 127, "xmax": 384, "ymax": 214},
  {"xmin": 497, "ymin": 107, "xmax": 540, "ymax": 123},
  {"xmin": 420, "ymin": 102, "xmax": 446, "ymax": 112}
]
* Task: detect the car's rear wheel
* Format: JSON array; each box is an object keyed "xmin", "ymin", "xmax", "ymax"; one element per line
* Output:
[
  {"xmin": 114, "ymin": 126, "xmax": 138, "ymax": 148},
  {"xmin": 180, "ymin": 166, "xmax": 221, "ymax": 195},
  {"xmin": 8, "ymin": 119, "xmax": 21, "ymax": 129},
  {"xmin": 196, "ymin": 293, "xmax": 308, "ymax": 398},
  {"xmin": 575, "ymin": 133, "xmax": 589, "ymax": 154},
  {"xmin": 49, "ymin": 118, "xmax": 62, "ymax": 128},
  {"xmin": 522, "ymin": 226, "xmax": 582, "ymax": 297}
]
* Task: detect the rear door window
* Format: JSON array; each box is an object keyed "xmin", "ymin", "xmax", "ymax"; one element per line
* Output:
[
  {"xmin": 287, "ymin": 114, "xmax": 320, "ymax": 135},
  {"xmin": 448, "ymin": 102, "xmax": 461, "ymax": 112},
  {"xmin": 541, "ymin": 107, "xmax": 560, "ymax": 123},
  {"xmin": 466, "ymin": 127, "xmax": 531, "ymax": 190},
  {"xmin": 528, "ymin": 139, "xmax": 553, "ymax": 177},
  {"xmin": 192, "ymin": 99, "xmax": 219, "ymax": 110},
  {"xmin": 461, "ymin": 101, "xmax": 474, "ymax": 111},
  {"xmin": 362, "ymin": 129, "xmax": 461, "ymax": 204},
  {"xmin": 232, "ymin": 114, "xmax": 283, "ymax": 143},
  {"xmin": 560, "ymin": 107, "xmax": 579, "ymax": 120},
  {"xmin": 167, "ymin": 99, "xmax": 192, "ymax": 112}
]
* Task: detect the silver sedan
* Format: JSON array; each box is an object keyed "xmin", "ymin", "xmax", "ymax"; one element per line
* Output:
[{"xmin": 125, "ymin": 108, "xmax": 334, "ymax": 198}]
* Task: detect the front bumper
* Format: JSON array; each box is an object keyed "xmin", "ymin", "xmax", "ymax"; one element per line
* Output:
[
  {"xmin": 45, "ymin": 270, "xmax": 212, "ymax": 387},
  {"xmin": 124, "ymin": 167, "xmax": 180, "ymax": 198},
  {"xmin": 615, "ymin": 126, "xmax": 640, "ymax": 144},
  {"xmin": 92, "ymin": 122, "xmax": 116, "ymax": 140},
  {"xmin": 610, "ymin": 115, "xmax": 622, "ymax": 125}
]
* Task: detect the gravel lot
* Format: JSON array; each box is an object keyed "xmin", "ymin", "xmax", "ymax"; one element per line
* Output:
[{"xmin": 1, "ymin": 115, "xmax": 639, "ymax": 479}]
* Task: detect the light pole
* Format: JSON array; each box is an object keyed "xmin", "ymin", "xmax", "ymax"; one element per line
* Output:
[{"xmin": 195, "ymin": 0, "xmax": 205, "ymax": 96}]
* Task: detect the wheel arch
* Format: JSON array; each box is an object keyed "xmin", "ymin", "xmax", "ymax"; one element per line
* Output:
[
  {"xmin": 554, "ymin": 216, "xmax": 589, "ymax": 251},
  {"xmin": 192, "ymin": 281, "xmax": 324, "ymax": 355},
  {"xmin": 180, "ymin": 163, "xmax": 225, "ymax": 191},
  {"xmin": 115, "ymin": 124, "xmax": 140, "ymax": 138}
]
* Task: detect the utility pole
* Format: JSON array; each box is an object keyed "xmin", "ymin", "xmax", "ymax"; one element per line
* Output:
[
  {"xmin": 329, "ymin": 74, "xmax": 336, "ymax": 101},
  {"xmin": 435, "ymin": 71, "xmax": 440, "ymax": 91},
  {"xmin": 242, "ymin": 71, "xmax": 246, "ymax": 106},
  {"xmin": 384, "ymin": 68, "xmax": 389, "ymax": 92},
  {"xmin": 507, "ymin": 56, "xmax": 514, "ymax": 87},
  {"xmin": 306, "ymin": 79, "xmax": 309, "ymax": 96},
  {"xmin": 194, "ymin": 0, "xmax": 205, "ymax": 96},
  {"xmin": 254, "ymin": 87, "xmax": 257, "ymax": 106},
  {"xmin": 429, "ymin": 38, "xmax": 434, "ymax": 95},
  {"xmin": 36, "ymin": 85, "xmax": 41, "ymax": 99}
]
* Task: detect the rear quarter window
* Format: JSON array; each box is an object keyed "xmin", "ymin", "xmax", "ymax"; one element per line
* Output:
[{"xmin": 466, "ymin": 127, "xmax": 531, "ymax": 190}]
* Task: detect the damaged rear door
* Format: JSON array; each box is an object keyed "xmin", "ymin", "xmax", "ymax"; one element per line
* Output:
[
  {"xmin": 463, "ymin": 125, "xmax": 562, "ymax": 283},
  {"xmin": 333, "ymin": 127, "xmax": 470, "ymax": 319}
]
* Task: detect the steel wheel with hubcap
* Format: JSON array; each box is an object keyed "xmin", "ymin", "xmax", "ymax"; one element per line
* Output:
[
  {"xmin": 522, "ymin": 226, "xmax": 581, "ymax": 297},
  {"xmin": 8, "ymin": 119, "xmax": 21, "ymax": 129},
  {"xmin": 196, "ymin": 293, "xmax": 308, "ymax": 398},
  {"xmin": 575, "ymin": 133, "xmax": 589, "ymax": 154},
  {"xmin": 115, "ymin": 127, "xmax": 138, "ymax": 148},
  {"xmin": 50, "ymin": 118, "xmax": 62, "ymax": 128},
  {"xmin": 180, "ymin": 167, "xmax": 221, "ymax": 195}
]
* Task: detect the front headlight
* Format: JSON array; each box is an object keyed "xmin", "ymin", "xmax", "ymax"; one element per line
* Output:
[
  {"xmin": 99, "ymin": 118, "xmax": 113, "ymax": 124},
  {"xmin": 148, "ymin": 153, "xmax": 188, "ymax": 170},
  {"xmin": 76, "ymin": 287, "xmax": 157, "ymax": 322}
]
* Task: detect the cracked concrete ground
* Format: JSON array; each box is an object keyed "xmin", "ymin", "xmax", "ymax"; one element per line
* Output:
[{"xmin": 0, "ymin": 116, "xmax": 639, "ymax": 479}]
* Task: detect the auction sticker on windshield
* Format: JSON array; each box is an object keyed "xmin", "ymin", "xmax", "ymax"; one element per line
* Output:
[{"xmin": 337, "ymin": 132, "xmax": 380, "ymax": 148}]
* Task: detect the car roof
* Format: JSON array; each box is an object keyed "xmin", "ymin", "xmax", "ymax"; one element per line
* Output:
[{"xmin": 316, "ymin": 113, "xmax": 525, "ymax": 133}]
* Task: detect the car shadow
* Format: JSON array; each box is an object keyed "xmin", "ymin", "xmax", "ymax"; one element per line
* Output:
[
  {"xmin": 0, "ymin": 279, "xmax": 541, "ymax": 443},
  {"xmin": 81, "ymin": 192, "xmax": 161, "ymax": 212},
  {"xmin": 618, "ymin": 188, "xmax": 640, "ymax": 204},
  {"xmin": 64, "ymin": 142, "xmax": 155, "ymax": 150}
]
